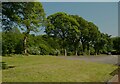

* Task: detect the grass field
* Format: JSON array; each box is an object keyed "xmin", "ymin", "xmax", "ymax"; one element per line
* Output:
[{"xmin": 2, "ymin": 55, "xmax": 117, "ymax": 82}]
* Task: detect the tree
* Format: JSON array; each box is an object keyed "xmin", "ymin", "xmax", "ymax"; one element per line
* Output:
[
  {"xmin": 2, "ymin": 2, "xmax": 25, "ymax": 31},
  {"xmin": 41, "ymin": 35, "xmax": 61, "ymax": 50},
  {"xmin": 2, "ymin": 2, "xmax": 45, "ymax": 54},
  {"xmin": 93, "ymin": 33, "xmax": 112, "ymax": 55},
  {"xmin": 45, "ymin": 12, "xmax": 80, "ymax": 56},
  {"xmin": 112, "ymin": 37, "xmax": 120, "ymax": 54},
  {"xmin": 70, "ymin": 15, "xmax": 88, "ymax": 55},
  {"xmin": 71, "ymin": 15, "xmax": 101, "ymax": 55},
  {"xmin": 87, "ymin": 22, "xmax": 101, "ymax": 55}
]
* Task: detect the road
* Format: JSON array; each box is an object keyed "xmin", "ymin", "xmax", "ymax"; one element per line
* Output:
[{"xmin": 57, "ymin": 55, "xmax": 119, "ymax": 65}]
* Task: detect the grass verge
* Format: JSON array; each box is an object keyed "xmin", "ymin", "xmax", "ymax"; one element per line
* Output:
[{"xmin": 2, "ymin": 55, "xmax": 117, "ymax": 82}]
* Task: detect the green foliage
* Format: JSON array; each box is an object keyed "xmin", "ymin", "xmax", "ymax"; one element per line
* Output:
[
  {"xmin": 93, "ymin": 33, "xmax": 113, "ymax": 55},
  {"xmin": 2, "ymin": 2, "xmax": 46, "ymax": 54},
  {"xmin": 2, "ymin": 2, "xmax": 25, "ymax": 31},
  {"xmin": 2, "ymin": 2, "xmax": 45, "ymax": 32},
  {"xmin": 112, "ymin": 37, "xmax": 120, "ymax": 54},
  {"xmin": 39, "ymin": 44, "xmax": 53, "ymax": 55},
  {"xmin": 67, "ymin": 52, "xmax": 74, "ymax": 56},
  {"xmin": 2, "ymin": 28, "xmax": 23, "ymax": 55},
  {"xmin": 89, "ymin": 47, "xmax": 95, "ymax": 55},
  {"xmin": 46, "ymin": 12, "xmax": 80, "ymax": 56},
  {"xmin": 28, "ymin": 46, "xmax": 40, "ymax": 55},
  {"xmin": 46, "ymin": 13, "xmax": 81, "ymax": 56},
  {"xmin": 2, "ymin": 3, "xmax": 119, "ymax": 56},
  {"xmin": 41, "ymin": 35, "xmax": 60, "ymax": 50},
  {"xmin": 69, "ymin": 15, "xmax": 101, "ymax": 55},
  {"xmin": 2, "ymin": 31, "xmax": 60, "ymax": 56},
  {"xmin": 27, "ymin": 34, "xmax": 60, "ymax": 55}
]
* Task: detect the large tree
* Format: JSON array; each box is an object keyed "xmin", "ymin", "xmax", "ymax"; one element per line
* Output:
[
  {"xmin": 93, "ymin": 33, "xmax": 112, "ymax": 55},
  {"xmin": 71, "ymin": 15, "xmax": 101, "ymax": 55},
  {"xmin": 45, "ymin": 12, "xmax": 80, "ymax": 56},
  {"xmin": 2, "ymin": 2, "xmax": 45, "ymax": 54},
  {"xmin": 112, "ymin": 36, "xmax": 120, "ymax": 53},
  {"xmin": 87, "ymin": 22, "xmax": 101, "ymax": 55}
]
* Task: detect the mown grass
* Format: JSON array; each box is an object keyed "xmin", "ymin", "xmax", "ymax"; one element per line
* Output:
[{"xmin": 2, "ymin": 55, "xmax": 117, "ymax": 82}]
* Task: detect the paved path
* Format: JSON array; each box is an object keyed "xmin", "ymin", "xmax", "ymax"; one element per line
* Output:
[{"xmin": 57, "ymin": 55, "xmax": 118, "ymax": 65}]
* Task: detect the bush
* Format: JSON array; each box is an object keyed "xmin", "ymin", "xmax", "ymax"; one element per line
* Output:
[
  {"xmin": 90, "ymin": 47, "xmax": 95, "ymax": 55},
  {"xmin": 2, "ymin": 31, "xmax": 23, "ymax": 55},
  {"xmin": 28, "ymin": 46, "xmax": 40, "ymax": 55},
  {"xmin": 39, "ymin": 44, "xmax": 54, "ymax": 55},
  {"xmin": 28, "ymin": 44, "xmax": 56, "ymax": 55},
  {"xmin": 53, "ymin": 49, "xmax": 60, "ymax": 56},
  {"xmin": 67, "ymin": 52, "xmax": 74, "ymax": 56}
]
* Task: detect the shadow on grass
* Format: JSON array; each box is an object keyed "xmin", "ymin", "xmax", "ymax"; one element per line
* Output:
[
  {"xmin": 0, "ymin": 62, "xmax": 15, "ymax": 70},
  {"xmin": 109, "ymin": 64, "xmax": 120, "ymax": 83}
]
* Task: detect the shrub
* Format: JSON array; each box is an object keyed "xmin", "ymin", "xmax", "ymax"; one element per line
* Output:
[
  {"xmin": 90, "ymin": 47, "xmax": 95, "ymax": 55},
  {"xmin": 28, "ymin": 44, "xmax": 56, "ymax": 55},
  {"xmin": 53, "ymin": 49, "xmax": 60, "ymax": 56},
  {"xmin": 28, "ymin": 46, "xmax": 40, "ymax": 55},
  {"xmin": 39, "ymin": 44, "xmax": 53, "ymax": 55},
  {"xmin": 67, "ymin": 52, "xmax": 73, "ymax": 56}
]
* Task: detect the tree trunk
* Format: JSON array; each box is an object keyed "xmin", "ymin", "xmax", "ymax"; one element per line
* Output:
[
  {"xmin": 95, "ymin": 53, "xmax": 97, "ymax": 55},
  {"xmin": 23, "ymin": 35, "xmax": 27, "ymax": 55},
  {"xmin": 88, "ymin": 50, "xmax": 90, "ymax": 55},
  {"xmin": 64, "ymin": 49, "xmax": 67, "ymax": 56},
  {"xmin": 95, "ymin": 50, "xmax": 97, "ymax": 55},
  {"xmin": 87, "ymin": 43, "xmax": 90, "ymax": 55},
  {"xmin": 95, "ymin": 48, "xmax": 98, "ymax": 55},
  {"xmin": 75, "ymin": 50, "xmax": 78, "ymax": 56},
  {"xmin": 23, "ymin": 26, "xmax": 30, "ymax": 55},
  {"xmin": 82, "ymin": 44, "xmax": 84, "ymax": 53}
]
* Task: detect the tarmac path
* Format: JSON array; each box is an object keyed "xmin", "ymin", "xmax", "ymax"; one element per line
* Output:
[{"xmin": 57, "ymin": 55, "xmax": 119, "ymax": 65}]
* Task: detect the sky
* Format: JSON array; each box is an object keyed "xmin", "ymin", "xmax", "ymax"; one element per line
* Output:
[
  {"xmin": 40, "ymin": 2, "xmax": 118, "ymax": 37},
  {"xmin": 40, "ymin": 0, "xmax": 120, "ymax": 2}
]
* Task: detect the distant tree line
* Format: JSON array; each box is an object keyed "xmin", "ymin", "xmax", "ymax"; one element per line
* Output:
[{"xmin": 1, "ymin": 2, "xmax": 120, "ymax": 56}]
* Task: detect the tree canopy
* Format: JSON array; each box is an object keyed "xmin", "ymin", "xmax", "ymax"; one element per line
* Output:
[
  {"xmin": 2, "ymin": 2, "xmax": 46, "ymax": 54},
  {"xmin": 1, "ymin": 2, "xmax": 120, "ymax": 56},
  {"xmin": 46, "ymin": 12, "xmax": 80, "ymax": 56}
]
